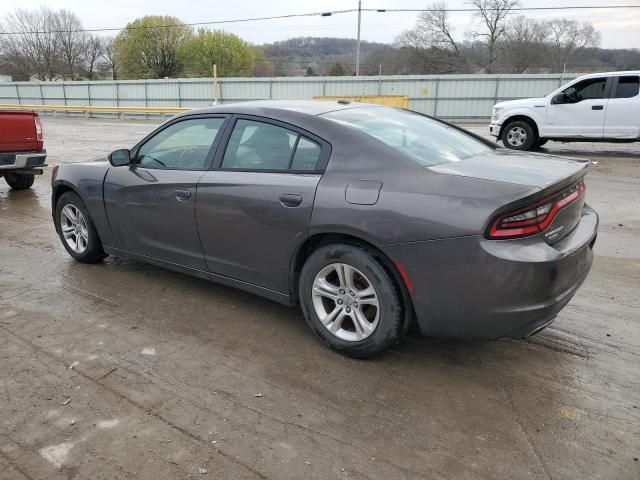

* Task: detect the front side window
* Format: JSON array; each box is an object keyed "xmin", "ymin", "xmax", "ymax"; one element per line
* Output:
[
  {"xmin": 561, "ymin": 78, "xmax": 607, "ymax": 103},
  {"xmin": 222, "ymin": 119, "xmax": 321, "ymax": 171},
  {"xmin": 613, "ymin": 76, "xmax": 639, "ymax": 98},
  {"xmin": 137, "ymin": 117, "xmax": 225, "ymax": 170},
  {"xmin": 323, "ymin": 107, "xmax": 491, "ymax": 167}
]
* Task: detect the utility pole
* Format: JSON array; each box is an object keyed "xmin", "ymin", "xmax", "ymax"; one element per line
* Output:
[{"xmin": 355, "ymin": 0, "xmax": 362, "ymax": 76}]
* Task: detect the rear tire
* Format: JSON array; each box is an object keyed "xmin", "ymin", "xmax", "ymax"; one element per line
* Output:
[
  {"xmin": 299, "ymin": 243, "xmax": 404, "ymax": 358},
  {"xmin": 502, "ymin": 120, "xmax": 537, "ymax": 151},
  {"xmin": 4, "ymin": 172, "xmax": 35, "ymax": 190},
  {"xmin": 55, "ymin": 191, "xmax": 107, "ymax": 263}
]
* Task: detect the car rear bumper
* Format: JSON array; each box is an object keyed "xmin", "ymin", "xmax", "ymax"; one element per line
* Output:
[
  {"xmin": 385, "ymin": 204, "xmax": 598, "ymax": 340},
  {"xmin": 0, "ymin": 151, "xmax": 47, "ymax": 170}
]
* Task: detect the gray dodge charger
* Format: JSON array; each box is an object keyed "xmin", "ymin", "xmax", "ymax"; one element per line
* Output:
[{"xmin": 51, "ymin": 101, "xmax": 598, "ymax": 357}]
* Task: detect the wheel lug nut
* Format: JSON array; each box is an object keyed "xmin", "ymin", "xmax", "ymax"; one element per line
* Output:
[
  {"xmin": 346, "ymin": 307, "xmax": 351, "ymax": 313},
  {"xmin": 353, "ymin": 302, "xmax": 358, "ymax": 307},
  {"xmin": 339, "ymin": 289, "xmax": 345, "ymax": 294},
  {"xmin": 337, "ymin": 299, "xmax": 343, "ymax": 305}
]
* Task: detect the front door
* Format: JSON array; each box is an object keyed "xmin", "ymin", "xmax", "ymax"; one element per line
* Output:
[
  {"xmin": 104, "ymin": 116, "xmax": 227, "ymax": 270},
  {"xmin": 546, "ymin": 76, "xmax": 610, "ymax": 138},
  {"xmin": 196, "ymin": 116, "xmax": 328, "ymax": 293}
]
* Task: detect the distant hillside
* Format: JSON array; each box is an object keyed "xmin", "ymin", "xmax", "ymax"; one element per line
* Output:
[
  {"xmin": 256, "ymin": 36, "xmax": 640, "ymax": 76},
  {"xmin": 258, "ymin": 37, "xmax": 389, "ymax": 76}
]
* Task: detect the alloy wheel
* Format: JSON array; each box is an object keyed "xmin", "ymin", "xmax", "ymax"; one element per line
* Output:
[
  {"xmin": 311, "ymin": 263, "xmax": 380, "ymax": 342},
  {"xmin": 60, "ymin": 204, "xmax": 89, "ymax": 254}
]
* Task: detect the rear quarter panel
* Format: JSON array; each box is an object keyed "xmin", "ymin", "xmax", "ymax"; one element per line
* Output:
[{"xmin": 310, "ymin": 128, "xmax": 538, "ymax": 245}]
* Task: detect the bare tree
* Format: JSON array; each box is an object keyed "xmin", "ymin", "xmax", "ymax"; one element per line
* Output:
[
  {"xmin": 53, "ymin": 9, "xmax": 86, "ymax": 79},
  {"xmin": 396, "ymin": 1, "xmax": 464, "ymax": 73},
  {"xmin": 0, "ymin": 7, "xmax": 61, "ymax": 80},
  {"xmin": 502, "ymin": 16, "xmax": 549, "ymax": 73},
  {"xmin": 84, "ymin": 35, "xmax": 104, "ymax": 80},
  {"xmin": 102, "ymin": 37, "xmax": 118, "ymax": 79},
  {"xmin": 544, "ymin": 19, "xmax": 600, "ymax": 73},
  {"xmin": 467, "ymin": 0, "xmax": 520, "ymax": 73}
]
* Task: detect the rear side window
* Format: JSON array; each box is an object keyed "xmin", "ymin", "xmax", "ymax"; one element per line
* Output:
[
  {"xmin": 222, "ymin": 119, "xmax": 321, "ymax": 171},
  {"xmin": 613, "ymin": 76, "xmax": 639, "ymax": 98},
  {"xmin": 323, "ymin": 107, "xmax": 491, "ymax": 167}
]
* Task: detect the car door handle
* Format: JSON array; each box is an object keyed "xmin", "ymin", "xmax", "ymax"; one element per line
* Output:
[
  {"xmin": 279, "ymin": 194, "xmax": 302, "ymax": 208},
  {"xmin": 175, "ymin": 189, "xmax": 192, "ymax": 201},
  {"xmin": 592, "ymin": 105, "xmax": 604, "ymax": 110}
]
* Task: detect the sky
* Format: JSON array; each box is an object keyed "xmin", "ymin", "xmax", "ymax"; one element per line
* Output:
[{"xmin": 1, "ymin": 0, "xmax": 639, "ymax": 49}]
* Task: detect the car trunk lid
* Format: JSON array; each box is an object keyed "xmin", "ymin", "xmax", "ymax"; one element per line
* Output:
[
  {"xmin": 429, "ymin": 149, "xmax": 590, "ymax": 245},
  {"xmin": 428, "ymin": 149, "xmax": 589, "ymax": 189}
]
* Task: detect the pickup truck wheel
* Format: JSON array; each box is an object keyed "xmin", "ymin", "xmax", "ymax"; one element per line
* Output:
[
  {"xmin": 55, "ymin": 192, "xmax": 107, "ymax": 263},
  {"xmin": 502, "ymin": 120, "xmax": 537, "ymax": 151},
  {"xmin": 4, "ymin": 172, "xmax": 35, "ymax": 190}
]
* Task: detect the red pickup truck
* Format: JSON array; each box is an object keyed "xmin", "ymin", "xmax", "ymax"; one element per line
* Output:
[{"xmin": 0, "ymin": 110, "xmax": 47, "ymax": 190}]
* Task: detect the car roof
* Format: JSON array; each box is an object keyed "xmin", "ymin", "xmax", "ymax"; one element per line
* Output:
[{"xmin": 182, "ymin": 100, "xmax": 385, "ymax": 117}]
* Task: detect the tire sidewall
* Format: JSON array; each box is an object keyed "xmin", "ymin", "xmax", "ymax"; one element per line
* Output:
[
  {"xmin": 299, "ymin": 244, "xmax": 403, "ymax": 357},
  {"xmin": 5, "ymin": 172, "xmax": 35, "ymax": 190},
  {"xmin": 503, "ymin": 120, "xmax": 536, "ymax": 151},
  {"xmin": 55, "ymin": 191, "xmax": 104, "ymax": 262}
]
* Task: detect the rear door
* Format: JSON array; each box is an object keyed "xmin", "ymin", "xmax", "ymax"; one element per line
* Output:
[
  {"xmin": 104, "ymin": 115, "xmax": 228, "ymax": 270},
  {"xmin": 604, "ymin": 75, "xmax": 640, "ymax": 139},
  {"xmin": 546, "ymin": 76, "xmax": 611, "ymax": 138},
  {"xmin": 196, "ymin": 116, "xmax": 330, "ymax": 293}
]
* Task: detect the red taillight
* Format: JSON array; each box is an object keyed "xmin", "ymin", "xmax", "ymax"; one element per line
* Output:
[
  {"xmin": 34, "ymin": 116, "xmax": 44, "ymax": 142},
  {"xmin": 487, "ymin": 181, "xmax": 586, "ymax": 239}
]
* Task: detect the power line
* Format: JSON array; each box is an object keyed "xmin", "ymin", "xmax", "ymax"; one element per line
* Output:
[{"xmin": 1, "ymin": 5, "xmax": 639, "ymax": 35}]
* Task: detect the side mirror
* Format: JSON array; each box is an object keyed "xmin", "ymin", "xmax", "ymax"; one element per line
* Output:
[
  {"xmin": 108, "ymin": 149, "xmax": 131, "ymax": 166},
  {"xmin": 551, "ymin": 93, "xmax": 564, "ymax": 105}
]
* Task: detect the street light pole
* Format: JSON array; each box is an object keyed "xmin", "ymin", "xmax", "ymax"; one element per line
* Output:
[{"xmin": 355, "ymin": 0, "xmax": 362, "ymax": 76}]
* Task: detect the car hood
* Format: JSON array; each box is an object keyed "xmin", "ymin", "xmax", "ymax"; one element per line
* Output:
[
  {"xmin": 428, "ymin": 149, "xmax": 589, "ymax": 189},
  {"xmin": 494, "ymin": 98, "xmax": 547, "ymax": 109}
]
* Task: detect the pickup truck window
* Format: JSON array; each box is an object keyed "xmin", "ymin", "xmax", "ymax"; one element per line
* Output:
[
  {"xmin": 562, "ymin": 77, "xmax": 607, "ymax": 103},
  {"xmin": 613, "ymin": 76, "xmax": 639, "ymax": 99}
]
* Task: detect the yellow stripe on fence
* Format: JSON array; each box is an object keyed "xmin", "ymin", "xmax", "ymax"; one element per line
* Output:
[
  {"xmin": 0, "ymin": 104, "xmax": 189, "ymax": 114},
  {"xmin": 313, "ymin": 95, "xmax": 409, "ymax": 108}
]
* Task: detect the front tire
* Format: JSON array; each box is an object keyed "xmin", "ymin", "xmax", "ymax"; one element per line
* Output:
[
  {"xmin": 55, "ymin": 191, "xmax": 106, "ymax": 263},
  {"xmin": 299, "ymin": 243, "xmax": 404, "ymax": 358},
  {"xmin": 4, "ymin": 172, "xmax": 35, "ymax": 190},
  {"xmin": 502, "ymin": 120, "xmax": 537, "ymax": 151}
]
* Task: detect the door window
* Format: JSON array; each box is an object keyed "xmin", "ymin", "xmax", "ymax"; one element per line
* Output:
[
  {"xmin": 137, "ymin": 117, "xmax": 225, "ymax": 170},
  {"xmin": 562, "ymin": 78, "xmax": 607, "ymax": 103},
  {"xmin": 222, "ymin": 119, "xmax": 321, "ymax": 171},
  {"xmin": 613, "ymin": 76, "xmax": 639, "ymax": 98}
]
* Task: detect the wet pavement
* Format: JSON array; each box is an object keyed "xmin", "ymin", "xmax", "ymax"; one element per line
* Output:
[{"xmin": 0, "ymin": 117, "xmax": 639, "ymax": 479}]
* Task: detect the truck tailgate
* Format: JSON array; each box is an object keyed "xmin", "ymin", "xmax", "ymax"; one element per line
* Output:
[{"xmin": 0, "ymin": 111, "xmax": 43, "ymax": 152}]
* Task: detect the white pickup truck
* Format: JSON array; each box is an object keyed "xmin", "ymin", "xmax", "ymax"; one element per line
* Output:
[{"xmin": 489, "ymin": 71, "xmax": 640, "ymax": 150}]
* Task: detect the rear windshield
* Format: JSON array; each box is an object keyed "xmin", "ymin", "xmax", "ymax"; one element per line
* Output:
[{"xmin": 322, "ymin": 107, "xmax": 491, "ymax": 166}]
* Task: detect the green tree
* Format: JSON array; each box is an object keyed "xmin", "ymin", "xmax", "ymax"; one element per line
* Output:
[
  {"xmin": 252, "ymin": 48, "xmax": 274, "ymax": 77},
  {"xmin": 115, "ymin": 16, "xmax": 192, "ymax": 79},
  {"xmin": 178, "ymin": 29, "xmax": 255, "ymax": 77},
  {"xmin": 329, "ymin": 62, "xmax": 347, "ymax": 76},
  {"xmin": 305, "ymin": 65, "xmax": 317, "ymax": 76}
]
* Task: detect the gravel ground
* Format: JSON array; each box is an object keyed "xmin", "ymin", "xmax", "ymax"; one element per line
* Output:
[{"xmin": 0, "ymin": 116, "xmax": 638, "ymax": 480}]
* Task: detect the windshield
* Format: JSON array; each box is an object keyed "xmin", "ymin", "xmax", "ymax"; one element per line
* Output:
[{"xmin": 322, "ymin": 107, "xmax": 491, "ymax": 166}]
